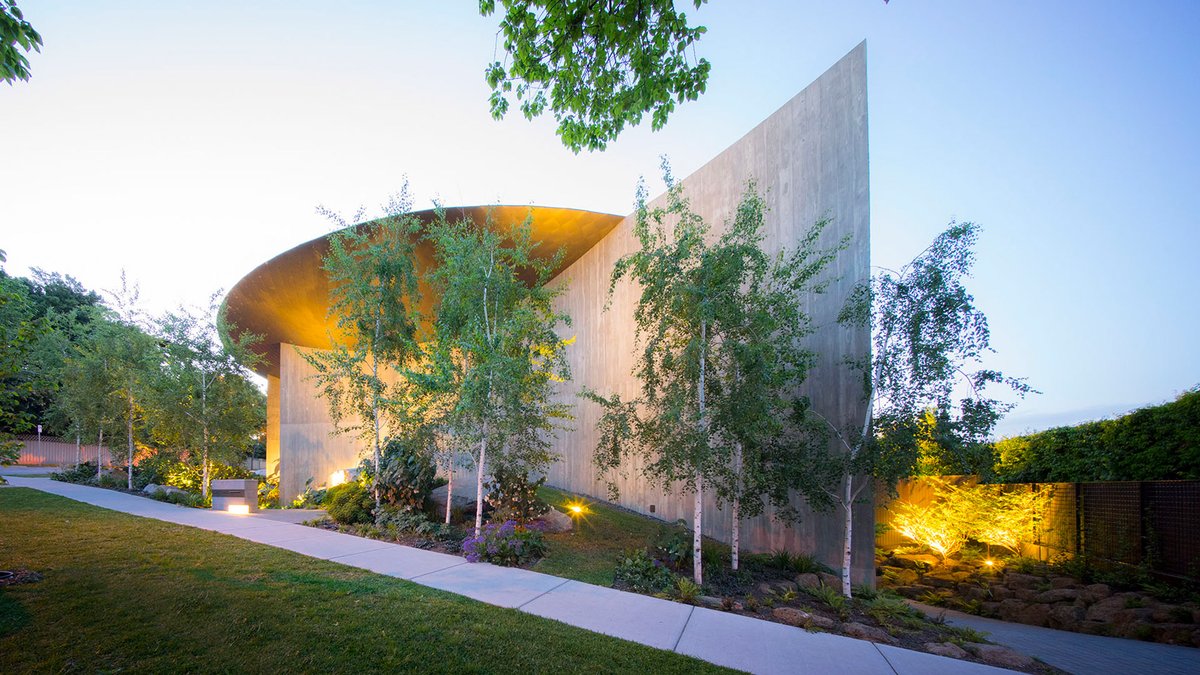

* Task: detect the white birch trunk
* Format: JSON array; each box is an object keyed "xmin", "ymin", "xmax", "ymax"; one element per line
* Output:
[
  {"xmin": 732, "ymin": 441, "xmax": 742, "ymax": 571},
  {"xmin": 444, "ymin": 458, "xmax": 454, "ymax": 524},
  {"xmin": 694, "ymin": 317, "xmax": 707, "ymax": 586},
  {"xmin": 75, "ymin": 433, "xmax": 81, "ymax": 465},
  {"xmin": 474, "ymin": 428, "xmax": 487, "ymax": 535},
  {"xmin": 693, "ymin": 472, "xmax": 704, "ymax": 586},
  {"xmin": 842, "ymin": 474, "xmax": 854, "ymax": 597},
  {"xmin": 127, "ymin": 389, "xmax": 134, "ymax": 490},
  {"xmin": 96, "ymin": 429, "xmax": 103, "ymax": 478}
]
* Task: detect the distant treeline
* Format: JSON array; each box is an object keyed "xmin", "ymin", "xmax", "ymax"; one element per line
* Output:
[{"xmin": 991, "ymin": 388, "xmax": 1200, "ymax": 482}]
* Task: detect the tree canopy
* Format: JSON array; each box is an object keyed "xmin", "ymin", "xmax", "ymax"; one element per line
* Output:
[
  {"xmin": 1, "ymin": 0, "xmax": 40, "ymax": 85},
  {"xmin": 480, "ymin": 0, "xmax": 710, "ymax": 153}
]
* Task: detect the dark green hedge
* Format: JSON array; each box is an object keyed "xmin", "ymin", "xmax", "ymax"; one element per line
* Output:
[{"xmin": 992, "ymin": 388, "xmax": 1200, "ymax": 482}]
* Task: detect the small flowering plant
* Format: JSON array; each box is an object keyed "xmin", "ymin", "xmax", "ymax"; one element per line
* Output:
[{"xmin": 461, "ymin": 519, "xmax": 548, "ymax": 566}]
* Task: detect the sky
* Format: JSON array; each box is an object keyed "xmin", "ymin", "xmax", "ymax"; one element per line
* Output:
[{"xmin": 2, "ymin": 1, "xmax": 1198, "ymax": 437}]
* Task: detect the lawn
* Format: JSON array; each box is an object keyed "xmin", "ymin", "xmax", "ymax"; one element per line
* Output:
[
  {"xmin": 533, "ymin": 486, "xmax": 673, "ymax": 586},
  {"xmin": 0, "ymin": 488, "xmax": 732, "ymax": 674}
]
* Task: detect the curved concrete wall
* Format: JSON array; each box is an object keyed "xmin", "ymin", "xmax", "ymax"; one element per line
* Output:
[{"xmin": 267, "ymin": 43, "xmax": 872, "ymax": 580}]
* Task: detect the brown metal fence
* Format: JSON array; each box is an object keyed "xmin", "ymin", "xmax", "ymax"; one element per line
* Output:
[
  {"xmin": 879, "ymin": 478, "xmax": 1200, "ymax": 581},
  {"xmin": 11, "ymin": 434, "xmax": 113, "ymax": 466}
]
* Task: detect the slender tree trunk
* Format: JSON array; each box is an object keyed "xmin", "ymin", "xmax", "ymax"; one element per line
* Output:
[
  {"xmin": 732, "ymin": 441, "xmax": 742, "ymax": 571},
  {"xmin": 842, "ymin": 473, "xmax": 854, "ymax": 597},
  {"xmin": 372, "ymin": 312, "xmax": 382, "ymax": 511},
  {"xmin": 96, "ymin": 428, "xmax": 103, "ymax": 478},
  {"xmin": 127, "ymin": 390, "xmax": 134, "ymax": 490},
  {"xmin": 694, "ymin": 317, "xmax": 707, "ymax": 586},
  {"xmin": 474, "ymin": 423, "xmax": 488, "ymax": 535},
  {"xmin": 693, "ymin": 472, "xmax": 704, "ymax": 585},
  {"xmin": 444, "ymin": 456, "xmax": 454, "ymax": 524},
  {"xmin": 201, "ymin": 425, "xmax": 210, "ymax": 500},
  {"xmin": 841, "ymin": 397, "xmax": 875, "ymax": 598},
  {"xmin": 201, "ymin": 383, "xmax": 210, "ymax": 499},
  {"xmin": 75, "ymin": 433, "xmax": 81, "ymax": 465}
]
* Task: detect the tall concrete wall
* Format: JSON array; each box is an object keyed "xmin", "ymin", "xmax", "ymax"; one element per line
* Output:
[
  {"xmin": 269, "ymin": 43, "xmax": 871, "ymax": 580},
  {"xmin": 543, "ymin": 43, "xmax": 872, "ymax": 580},
  {"xmin": 277, "ymin": 344, "xmax": 367, "ymax": 501}
]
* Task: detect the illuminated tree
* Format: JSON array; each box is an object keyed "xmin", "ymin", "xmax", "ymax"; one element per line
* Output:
[
  {"xmin": 425, "ymin": 208, "xmax": 572, "ymax": 535},
  {"xmin": 151, "ymin": 295, "xmax": 265, "ymax": 497},
  {"xmin": 303, "ymin": 188, "xmax": 423, "ymax": 510},
  {"xmin": 824, "ymin": 222, "xmax": 1033, "ymax": 596}
]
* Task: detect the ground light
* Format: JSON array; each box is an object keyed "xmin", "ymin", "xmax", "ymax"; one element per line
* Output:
[
  {"xmin": 563, "ymin": 500, "xmax": 590, "ymax": 518},
  {"xmin": 227, "ymin": 504, "xmax": 250, "ymax": 515}
]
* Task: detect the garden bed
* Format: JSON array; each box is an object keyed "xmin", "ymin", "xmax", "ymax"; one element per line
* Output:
[{"xmin": 879, "ymin": 550, "xmax": 1200, "ymax": 647}]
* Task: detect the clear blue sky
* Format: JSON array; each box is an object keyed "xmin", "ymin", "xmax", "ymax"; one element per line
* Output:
[{"xmin": 2, "ymin": 1, "xmax": 1197, "ymax": 436}]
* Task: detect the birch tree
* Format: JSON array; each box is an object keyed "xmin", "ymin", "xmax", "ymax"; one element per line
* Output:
[
  {"xmin": 102, "ymin": 275, "xmax": 160, "ymax": 490},
  {"xmin": 426, "ymin": 207, "xmax": 571, "ymax": 535},
  {"xmin": 303, "ymin": 189, "xmax": 423, "ymax": 510},
  {"xmin": 152, "ymin": 295, "xmax": 264, "ymax": 497},
  {"xmin": 705, "ymin": 192, "xmax": 844, "ymax": 571},
  {"xmin": 589, "ymin": 170, "xmax": 843, "ymax": 582},
  {"xmin": 824, "ymin": 222, "xmax": 1033, "ymax": 597}
]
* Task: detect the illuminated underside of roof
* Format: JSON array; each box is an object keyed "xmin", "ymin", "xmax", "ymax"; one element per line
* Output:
[{"xmin": 222, "ymin": 205, "xmax": 623, "ymax": 377}]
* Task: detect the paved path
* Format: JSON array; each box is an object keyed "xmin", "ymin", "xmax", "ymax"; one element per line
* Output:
[
  {"xmin": 2, "ymin": 477, "xmax": 1014, "ymax": 675},
  {"xmin": 908, "ymin": 602, "xmax": 1200, "ymax": 675}
]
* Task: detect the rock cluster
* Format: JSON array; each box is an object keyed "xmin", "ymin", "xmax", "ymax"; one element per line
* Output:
[{"xmin": 879, "ymin": 554, "xmax": 1200, "ymax": 646}]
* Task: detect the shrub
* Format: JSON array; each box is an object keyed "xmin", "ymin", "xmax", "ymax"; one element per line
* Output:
[
  {"xmin": 485, "ymin": 465, "xmax": 549, "ymax": 525},
  {"xmin": 361, "ymin": 438, "xmax": 437, "ymax": 512},
  {"xmin": 290, "ymin": 478, "xmax": 327, "ymax": 508},
  {"xmin": 51, "ymin": 462, "xmax": 99, "ymax": 484},
  {"xmin": 652, "ymin": 520, "xmax": 693, "ymax": 571},
  {"xmin": 96, "ymin": 474, "xmax": 125, "ymax": 489},
  {"xmin": 614, "ymin": 548, "xmax": 676, "ymax": 594},
  {"xmin": 376, "ymin": 504, "xmax": 438, "ymax": 535},
  {"xmin": 461, "ymin": 520, "xmax": 547, "ymax": 566},
  {"xmin": 325, "ymin": 481, "xmax": 374, "ymax": 525},
  {"xmin": 150, "ymin": 489, "xmax": 207, "ymax": 508}
]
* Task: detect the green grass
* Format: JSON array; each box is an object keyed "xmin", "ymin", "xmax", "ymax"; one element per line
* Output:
[
  {"xmin": 0, "ymin": 488, "xmax": 732, "ymax": 674},
  {"xmin": 532, "ymin": 486, "xmax": 668, "ymax": 586}
]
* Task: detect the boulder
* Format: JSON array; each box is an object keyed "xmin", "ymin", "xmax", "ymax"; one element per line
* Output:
[
  {"xmin": 880, "ymin": 566, "xmax": 918, "ymax": 585},
  {"xmin": 1013, "ymin": 588, "xmax": 1039, "ymax": 602},
  {"xmin": 1083, "ymin": 583, "xmax": 1112, "ymax": 600},
  {"xmin": 998, "ymin": 598, "xmax": 1050, "ymax": 626},
  {"xmin": 894, "ymin": 584, "xmax": 938, "ymax": 600},
  {"xmin": 536, "ymin": 507, "xmax": 573, "ymax": 533},
  {"xmin": 773, "ymin": 607, "xmax": 834, "ymax": 629},
  {"xmin": 1085, "ymin": 596, "xmax": 1128, "ymax": 623},
  {"xmin": 795, "ymin": 573, "xmax": 821, "ymax": 589},
  {"xmin": 892, "ymin": 553, "xmax": 939, "ymax": 570},
  {"xmin": 771, "ymin": 580, "xmax": 798, "ymax": 594},
  {"xmin": 1050, "ymin": 575, "xmax": 1079, "ymax": 589},
  {"xmin": 924, "ymin": 573, "xmax": 958, "ymax": 589},
  {"xmin": 980, "ymin": 601, "xmax": 1001, "ymax": 617},
  {"xmin": 964, "ymin": 643, "xmax": 1036, "ymax": 670},
  {"xmin": 429, "ymin": 484, "xmax": 477, "ymax": 517},
  {"xmin": 1035, "ymin": 588, "xmax": 1080, "ymax": 604},
  {"xmin": 697, "ymin": 595, "xmax": 725, "ymax": 610},
  {"xmin": 989, "ymin": 585, "xmax": 1014, "ymax": 601},
  {"xmin": 817, "ymin": 572, "xmax": 841, "ymax": 589},
  {"xmin": 924, "ymin": 642, "xmax": 969, "ymax": 659},
  {"xmin": 1004, "ymin": 572, "xmax": 1042, "ymax": 590},
  {"xmin": 143, "ymin": 483, "xmax": 187, "ymax": 497},
  {"xmin": 841, "ymin": 621, "xmax": 894, "ymax": 644},
  {"xmin": 1048, "ymin": 604, "xmax": 1085, "ymax": 631}
]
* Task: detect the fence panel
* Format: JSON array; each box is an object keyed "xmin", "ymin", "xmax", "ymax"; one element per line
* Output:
[{"xmin": 12, "ymin": 435, "xmax": 112, "ymax": 466}]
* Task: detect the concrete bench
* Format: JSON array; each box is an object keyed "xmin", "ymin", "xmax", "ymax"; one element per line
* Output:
[{"xmin": 211, "ymin": 478, "xmax": 259, "ymax": 513}]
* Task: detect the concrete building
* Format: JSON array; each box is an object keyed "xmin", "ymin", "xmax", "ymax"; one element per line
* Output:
[{"xmin": 223, "ymin": 43, "xmax": 872, "ymax": 580}]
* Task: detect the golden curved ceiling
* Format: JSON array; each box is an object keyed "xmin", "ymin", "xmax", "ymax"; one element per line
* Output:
[{"xmin": 222, "ymin": 205, "xmax": 624, "ymax": 377}]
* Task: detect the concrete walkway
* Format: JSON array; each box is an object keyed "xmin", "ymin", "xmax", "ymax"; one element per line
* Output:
[
  {"xmin": 908, "ymin": 602, "xmax": 1200, "ymax": 675},
  {"xmin": 2, "ymin": 477, "xmax": 1013, "ymax": 675}
]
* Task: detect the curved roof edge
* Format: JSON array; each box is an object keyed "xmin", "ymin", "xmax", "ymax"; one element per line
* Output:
[{"xmin": 221, "ymin": 205, "xmax": 624, "ymax": 377}]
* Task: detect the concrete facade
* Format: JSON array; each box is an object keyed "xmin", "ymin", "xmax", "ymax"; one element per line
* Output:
[{"xmin": 225, "ymin": 43, "xmax": 872, "ymax": 580}]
